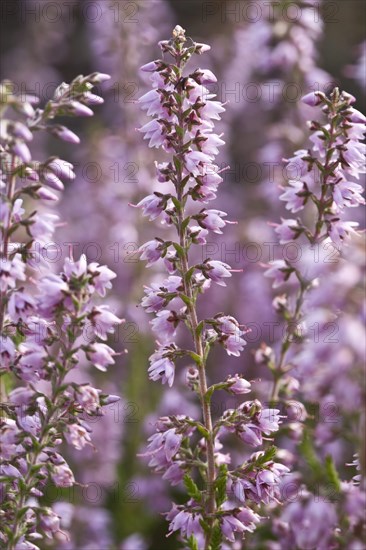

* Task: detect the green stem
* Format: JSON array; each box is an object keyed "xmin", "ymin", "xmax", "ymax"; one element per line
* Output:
[{"xmin": 175, "ymin": 54, "xmax": 216, "ymax": 549}]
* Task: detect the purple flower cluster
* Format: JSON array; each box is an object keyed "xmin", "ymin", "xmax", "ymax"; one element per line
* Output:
[
  {"xmin": 255, "ymin": 88, "xmax": 366, "ymax": 548},
  {"xmin": 135, "ymin": 26, "xmax": 289, "ymax": 548},
  {"xmin": 0, "ymin": 74, "xmax": 124, "ymax": 548}
]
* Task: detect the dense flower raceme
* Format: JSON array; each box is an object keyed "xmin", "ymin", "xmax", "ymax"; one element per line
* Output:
[
  {"xmin": 135, "ymin": 27, "xmax": 289, "ymax": 548},
  {"xmin": 0, "ymin": 75, "xmax": 124, "ymax": 548},
  {"xmin": 256, "ymin": 89, "xmax": 366, "ymax": 547},
  {"xmin": 264, "ymin": 87, "xmax": 365, "ymax": 335}
]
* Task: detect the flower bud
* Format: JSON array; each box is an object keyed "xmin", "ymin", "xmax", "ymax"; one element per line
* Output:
[
  {"xmin": 254, "ymin": 343, "xmax": 274, "ymax": 365},
  {"xmin": 301, "ymin": 91, "xmax": 325, "ymax": 106}
]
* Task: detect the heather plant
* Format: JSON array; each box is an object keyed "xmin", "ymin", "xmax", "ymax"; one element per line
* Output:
[
  {"xmin": 258, "ymin": 88, "xmax": 366, "ymax": 547},
  {"xmin": 135, "ymin": 26, "xmax": 290, "ymax": 549},
  {"xmin": 263, "ymin": 87, "xmax": 365, "ymax": 400},
  {"xmin": 0, "ymin": 74, "xmax": 124, "ymax": 548}
]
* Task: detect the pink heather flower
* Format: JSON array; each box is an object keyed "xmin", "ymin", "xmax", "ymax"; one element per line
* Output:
[
  {"xmin": 13, "ymin": 538, "xmax": 39, "ymax": 550},
  {"xmin": 88, "ymin": 262, "xmax": 117, "ymax": 296},
  {"xmin": 0, "ymin": 198, "xmax": 25, "ymax": 225},
  {"xmin": 139, "ymin": 239, "xmax": 163, "ymax": 266},
  {"xmin": 257, "ymin": 408, "xmax": 282, "ymax": 433},
  {"xmin": 7, "ymin": 290, "xmax": 35, "ymax": 322},
  {"xmin": 48, "ymin": 159, "xmax": 76, "ymax": 180},
  {"xmin": 184, "ymin": 150, "xmax": 213, "ymax": 176},
  {"xmin": 200, "ymin": 99, "xmax": 225, "ymax": 122},
  {"xmin": 199, "ymin": 209, "xmax": 229, "ymax": 234},
  {"xmin": 194, "ymin": 68, "xmax": 217, "ymax": 85},
  {"xmin": 146, "ymin": 428, "xmax": 183, "ymax": 462},
  {"xmin": 37, "ymin": 186, "xmax": 59, "ymax": 201},
  {"xmin": 141, "ymin": 284, "xmax": 166, "ymax": 313},
  {"xmin": 282, "ymin": 500, "xmax": 338, "ymax": 550},
  {"xmin": 64, "ymin": 254, "xmax": 88, "ymax": 279},
  {"xmin": 0, "ymin": 463, "xmax": 22, "ymax": 479},
  {"xmin": 347, "ymin": 107, "xmax": 366, "ymax": 123},
  {"xmin": 88, "ymin": 342, "xmax": 116, "ymax": 371},
  {"xmin": 301, "ymin": 91, "xmax": 325, "ymax": 106},
  {"xmin": 280, "ymin": 180, "xmax": 307, "ymax": 212},
  {"xmin": 343, "ymin": 140, "xmax": 366, "ymax": 178},
  {"xmin": 264, "ymin": 260, "xmax": 292, "ymax": 288},
  {"xmin": 91, "ymin": 306, "xmax": 123, "ymax": 340},
  {"xmin": 18, "ymin": 342, "xmax": 47, "ymax": 381},
  {"xmin": 148, "ymin": 352, "xmax": 175, "ymax": 387},
  {"xmin": 9, "ymin": 387, "xmax": 34, "ymax": 406},
  {"xmin": 52, "ymin": 125, "xmax": 80, "ymax": 144},
  {"xmin": 217, "ymin": 315, "xmax": 241, "ymax": 335},
  {"xmin": 29, "ymin": 213, "xmax": 59, "ymax": 243},
  {"xmin": 199, "ymin": 133, "xmax": 225, "ymax": 156},
  {"xmin": 12, "ymin": 142, "xmax": 31, "ymax": 163},
  {"xmin": 164, "ymin": 429, "xmax": 183, "ymax": 461},
  {"xmin": 142, "ymin": 276, "xmax": 182, "ymax": 313},
  {"xmin": 239, "ymin": 425, "xmax": 263, "ymax": 447},
  {"xmin": 221, "ymin": 515, "xmax": 252, "ymax": 542},
  {"xmin": 0, "ymin": 254, "xmax": 26, "ymax": 291},
  {"xmin": 195, "ymin": 42, "xmax": 211, "ymax": 53},
  {"xmin": 162, "ymin": 461, "xmax": 185, "ymax": 486},
  {"xmin": 65, "ymin": 424, "xmax": 92, "ymax": 450},
  {"xmin": 188, "ymin": 226, "xmax": 209, "ymax": 245},
  {"xmin": 70, "ymin": 101, "xmax": 94, "ymax": 117},
  {"xmin": 13, "ymin": 122, "xmax": 33, "ymax": 141},
  {"xmin": 0, "ymin": 335, "xmax": 16, "ymax": 369},
  {"xmin": 150, "ymin": 310, "xmax": 177, "ymax": 343},
  {"xmin": 328, "ymin": 219, "xmax": 360, "ymax": 247},
  {"xmin": 138, "ymin": 89, "xmax": 163, "ymax": 117},
  {"xmin": 83, "ymin": 92, "xmax": 104, "ymax": 105},
  {"xmin": 235, "ymin": 508, "xmax": 261, "ymax": 533},
  {"xmin": 332, "ymin": 180, "xmax": 365, "ymax": 210},
  {"xmin": 51, "ymin": 462, "xmax": 75, "ymax": 488},
  {"xmin": 37, "ymin": 274, "xmax": 69, "ymax": 312},
  {"xmin": 75, "ymin": 385, "xmax": 100, "ymax": 413},
  {"xmin": 274, "ymin": 218, "xmax": 300, "ymax": 244},
  {"xmin": 166, "ymin": 506, "xmax": 203, "ymax": 539},
  {"xmin": 39, "ymin": 510, "xmax": 61, "ymax": 539},
  {"xmin": 227, "ymin": 375, "xmax": 251, "ymax": 394},
  {"xmin": 139, "ymin": 119, "xmax": 165, "ymax": 148},
  {"xmin": 140, "ymin": 60, "xmax": 159, "ymax": 72},
  {"xmin": 205, "ymin": 260, "xmax": 233, "ymax": 286},
  {"xmin": 223, "ymin": 334, "xmax": 247, "ymax": 357},
  {"xmin": 133, "ymin": 194, "xmax": 165, "ymax": 220},
  {"xmin": 42, "ymin": 171, "xmax": 64, "ymax": 191},
  {"xmin": 228, "ymin": 476, "xmax": 256, "ymax": 503}
]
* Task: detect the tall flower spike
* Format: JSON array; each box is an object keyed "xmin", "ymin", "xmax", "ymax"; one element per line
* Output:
[
  {"xmin": 136, "ymin": 27, "xmax": 289, "ymax": 548},
  {"xmin": 0, "ymin": 75, "xmax": 124, "ymax": 549}
]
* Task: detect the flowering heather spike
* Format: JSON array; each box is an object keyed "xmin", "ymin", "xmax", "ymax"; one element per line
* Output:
[
  {"xmin": 257, "ymin": 87, "xmax": 366, "ymax": 548},
  {"xmin": 135, "ymin": 27, "xmax": 289, "ymax": 547},
  {"xmin": 0, "ymin": 74, "xmax": 124, "ymax": 548}
]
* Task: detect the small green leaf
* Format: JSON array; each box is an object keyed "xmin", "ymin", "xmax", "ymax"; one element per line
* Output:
[
  {"xmin": 195, "ymin": 321, "xmax": 204, "ymax": 338},
  {"xmin": 170, "ymin": 196, "xmax": 182, "ymax": 211},
  {"xmin": 210, "ymin": 521, "xmax": 223, "ymax": 550},
  {"xmin": 186, "ymin": 535, "xmax": 199, "ymax": 550},
  {"xmin": 180, "ymin": 293, "xmax": 193, "ymax": 307},
  {"xmin": 185, "ymin": 267, "xmax": 195, "ymax": 285},
  {"xmin": 324, "ymin": 455, "xmax": 341, "ymax": 492},
  {"xmin": 183, "ymin": 474, "xmax": 202, "ymax": 502},
  {"xmin": 175, "ymin": 124, "xmax": 184, "ymax": 138},
  {"xmin": 173, "ymin": 155, "xmax": 182, "ymax": 172},
  {"xmin": 215, "ymin": 464, "xmax": 228, "ymax": 507},
  {"xmin": 182, "ymin": 216, "xmax": 191, "ymax": 232},
  {"xmin": 196, "ymin": 424, "xmax": 210, "ymax": 439},
  {"xmin": 172, "ymin": 242, "xmax": 185, "ymax": 257},
  {"xmin": 189, "ymin": 351, "xmax": 202, "ymax": 365}
]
